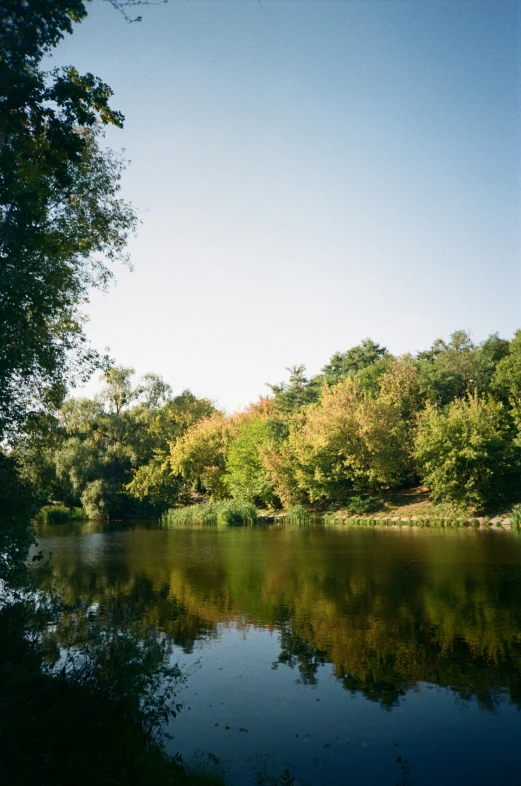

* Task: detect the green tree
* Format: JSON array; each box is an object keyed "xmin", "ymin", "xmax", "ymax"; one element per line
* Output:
[
  {"xmin": 261, "ymin": 429, "xmax": 306, "ymax": 508},
  {"xmin": 415, "ymin": 331, "xmax": 479, "ymax": 406},
  {"xmin": 352, "ymin": 357, "xmax": 393, "ymax": 398},
  {"xmin": 168, "ymin": 404, "xmax": 278, "ymax": 503},
  {"xmin": 0, "ymin": 0, "xmax": 137, "ymax": 438},
  {"xmin": 127, "ymin": 390, "xmax": 216, "ymax": 507},
  {"xmin": 378, "ymin": 356, "xmax": 421, "ymax": 423},
  {"xmin": 414, "ymin": 394, "xmax": 520, "ymax": 510},
  {"xmin": 0, "ymin": 452, "xmax": 38, "ymax": 581},
  {"xmin": 224, "ymin": 416, "xmax": 276, "ymax": 506},
  {"xmin": 322, "ymin": 339, "xmax": 389, "ymax": 384},
  {"xmin": 415, "ymin": 331, "xmax": 513, "ymax": 409},
  {"xmin": 474, "ymin": 333, "xmax": 510, "ymax": 394},
  {"xmin": 492, "ymin": 330, "xmax": 521, "ymax": 418},
  {"xmin": 51, "ymin": 368, "xmax": 173, "ymax": 518},
  {"xmin": 168, "ymin": 412, "xmax": 232, "ymax": 500},
  {"xmin": 12, "ymin": 412, "xmax": 73, "ymax": 507},
  {"xmin": 267, "ymin": 365, "xmax": 323, "ymax": 415},
  {"xmin": 272, "ymin": 375, "xmax": 413, "ymax": 506}
]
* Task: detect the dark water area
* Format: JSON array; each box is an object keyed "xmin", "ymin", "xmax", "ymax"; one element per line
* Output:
[{"xmin": 33, "ymin": 522, "xmax": 521, "ymax": 785}]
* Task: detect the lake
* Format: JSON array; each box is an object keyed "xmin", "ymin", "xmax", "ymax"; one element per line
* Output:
[{"xmin": 33, "ymin": 521, "xmax": 521, "ymax": 785}]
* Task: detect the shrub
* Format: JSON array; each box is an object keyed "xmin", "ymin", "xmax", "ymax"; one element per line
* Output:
[
  {"xmin": 35, "ymin": 505, "xmax": 88, "ymax": 524},
  {"xmin": 345, "ymin": 495, "xmax": 382, "ymax": 514},
  {"xmin": 214, "ymin": 500, "xmax": 257, "ymax": 527},
  {"xmin": 80, "ymin": 479, "xmax": 119, "ymax": 520}
]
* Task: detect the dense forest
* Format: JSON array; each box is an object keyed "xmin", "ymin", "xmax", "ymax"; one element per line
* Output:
[{"xmin": 16, "ymin": 329, "xmax": 521, "ymax": 519}]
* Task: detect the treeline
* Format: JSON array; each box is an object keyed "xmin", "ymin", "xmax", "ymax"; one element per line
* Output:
[{"xmin": 18, "ymin": 329, "xmax": 521, "ymax": 516}]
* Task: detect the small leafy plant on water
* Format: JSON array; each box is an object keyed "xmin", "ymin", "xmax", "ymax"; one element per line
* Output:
[
  {"xmin": 254, "ymin": 755, "xmax": 298, "ymax": 786},
  {"xmin": 162, "ymin": 500, "xmax": 258, "ymax": 528},
  {"xmin": 395, "ymin": 755, "xmax": 413, "ymax": 786}
]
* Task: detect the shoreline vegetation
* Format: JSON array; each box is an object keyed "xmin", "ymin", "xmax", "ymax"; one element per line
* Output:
[
  {"xmin": 34, "ymin": 504, "xmax": 89, "ymax": 525},
  {"xmin": 160, "ymin": 506, "xmax": 521, "ymax": 531},
  {"xmin": 1, "ymin": 607, "xmax": 224, "ymax": 786},
  {"xmin": 42, "ymin": 491, "xmax": 521, "ymax": 531},
  {"xmin": 22, "ymin": 329, "xmax": 521, "ymax": 529}
]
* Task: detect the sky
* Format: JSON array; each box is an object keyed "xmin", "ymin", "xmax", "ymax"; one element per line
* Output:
[{"xmin": 48, "ymin": 0, "xmax": 520, "ymax": 411}]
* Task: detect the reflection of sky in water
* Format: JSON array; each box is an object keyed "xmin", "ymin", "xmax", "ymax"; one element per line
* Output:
[
  {"xmin": 36, "ymin": 528, "xmax": 127, "ymax": 567},
  {"xmin": 170, "ymin": 626, "xmax": 521, "ymax": 786}
]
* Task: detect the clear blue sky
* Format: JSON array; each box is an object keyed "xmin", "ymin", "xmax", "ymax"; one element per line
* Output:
[{"xmin": 49, "ymin": 0, "xmax": 520, "ymax": 410}]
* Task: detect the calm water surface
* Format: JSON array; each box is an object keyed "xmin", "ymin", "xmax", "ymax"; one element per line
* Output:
[{"xmin": 34, "ymin": 522, "xmax": 521, "ymax": 785}]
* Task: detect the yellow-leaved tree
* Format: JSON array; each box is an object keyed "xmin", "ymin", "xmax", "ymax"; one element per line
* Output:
[{"xmin": 264, "ymin": 361, "xmax": 418, "ymax": 506}]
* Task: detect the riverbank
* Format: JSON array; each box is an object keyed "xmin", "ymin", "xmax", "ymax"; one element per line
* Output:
[
  {"xmin": 38, "ymin": 487, "xmax": 521, "ymax": 532},
  {"xmin": 322, "ymin": 512, "xmax": 515, "ymax": 529},
  {"xmin": 158, "ymin": 486, "xmax": 521, "ymax": 531},
  {"xmin": 317, "ymin": 486, "xmax": 520, "ymax": 529}
]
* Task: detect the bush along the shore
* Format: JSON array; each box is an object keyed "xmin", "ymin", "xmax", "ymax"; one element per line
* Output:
[
  {"xmin": 35, "ymin": 505, "xmax": 88, "ymax": 524},
  {"xmin": 511, "ymin": 505, "xmax": 521, "ymax": 529}
]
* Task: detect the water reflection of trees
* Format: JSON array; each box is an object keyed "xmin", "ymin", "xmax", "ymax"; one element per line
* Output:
[
  {"xmin": 35, "ymin": 562, "xmax": 215, "ymax": 655},
  {"xmin": 35, "ymin": 527, "xmax": 521, "ymax": 710}
]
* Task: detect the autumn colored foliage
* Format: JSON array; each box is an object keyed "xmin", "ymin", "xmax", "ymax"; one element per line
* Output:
[{"xmin": 14, "ymin": 331, "xmax": 521, "ymax": 516}]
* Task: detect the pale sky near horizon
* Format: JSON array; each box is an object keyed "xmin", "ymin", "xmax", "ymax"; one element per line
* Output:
[{"xmin": 48, "ymin": 0, "xmax": 520, "ymax": 411}]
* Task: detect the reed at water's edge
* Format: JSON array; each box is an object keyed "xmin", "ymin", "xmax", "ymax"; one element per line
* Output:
[
  {"xmin": 161, "ymin": 500, "xmax": 258, "ymax": 527},
  {"xmin": 159, "ymin": 497, "xmax": 521, "ymax": 531}
]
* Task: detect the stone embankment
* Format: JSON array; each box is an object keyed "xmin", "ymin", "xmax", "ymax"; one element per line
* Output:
[{"xmin": 329, "ymin": 514, "xmax": 514, "ymax": 530}]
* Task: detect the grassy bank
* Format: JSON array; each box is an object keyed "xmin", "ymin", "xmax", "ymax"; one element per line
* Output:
[
  {"xmin": 320, "ymin": 488, "xmax": 521, "ymax": 529},
  {"xmin": 161, "ymin": 490, "xmax": 521, "ymax": 531}
]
